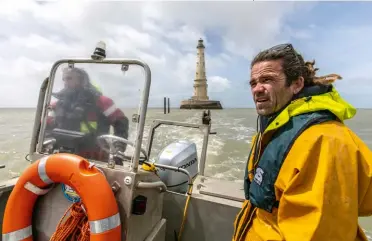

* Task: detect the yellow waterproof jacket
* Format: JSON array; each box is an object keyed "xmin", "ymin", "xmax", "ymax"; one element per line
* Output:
[{"xmin": 233, "ymin": 86, "xmax": 372, "ymax": 241}]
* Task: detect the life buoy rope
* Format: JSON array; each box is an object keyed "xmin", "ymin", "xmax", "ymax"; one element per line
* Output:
[
  {"xmin": 50, "ymin": 201, "xmax": 90, "ymax": 241},
  {"xmin": 2, "ymin": 153, "xmax": 121, "ymax": 241}
]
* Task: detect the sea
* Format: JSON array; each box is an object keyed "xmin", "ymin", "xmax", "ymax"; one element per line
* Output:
[{"xmin": 1, "ymin": 107, "xmax": 372, "ymax": 238}]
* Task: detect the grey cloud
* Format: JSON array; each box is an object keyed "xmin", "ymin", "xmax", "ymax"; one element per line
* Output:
[{"xmin": 0, "ymin": 1, "xmax": 312, "ymax": 107}]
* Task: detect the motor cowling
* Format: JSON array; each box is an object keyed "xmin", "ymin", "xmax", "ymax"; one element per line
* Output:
[{"xmin": 155, "ymin": 140, "xmax": 198, "ymax": 194}]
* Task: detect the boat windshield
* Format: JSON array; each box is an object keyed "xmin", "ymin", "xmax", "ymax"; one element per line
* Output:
[{"xmin": 39, "ymin": 62, "xmax": 145, "ymax": 165}]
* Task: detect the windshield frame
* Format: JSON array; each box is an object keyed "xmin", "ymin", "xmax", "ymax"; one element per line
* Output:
[{"xmin": 33, "ymin": 58, "xmax": 152, "ymax": 173}]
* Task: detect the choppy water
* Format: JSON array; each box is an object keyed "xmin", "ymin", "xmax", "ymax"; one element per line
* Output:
[{"xmin": 1, "ymin": 108, "xmax": 372, "ymax": 238}]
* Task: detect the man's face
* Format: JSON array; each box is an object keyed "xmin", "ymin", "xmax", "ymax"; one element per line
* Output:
[
  {"xmin": 250, "ymin": 60, "xmax": 302, "ymax": 116},
  {"xmin": 62, "ymin": 71, "xmax": 80, "ymax": 89}
]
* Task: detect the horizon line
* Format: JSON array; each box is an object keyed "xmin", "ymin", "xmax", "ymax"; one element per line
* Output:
[{"xmin": 1, "ymin": 107, "xmax": 372, "ymax": 110}]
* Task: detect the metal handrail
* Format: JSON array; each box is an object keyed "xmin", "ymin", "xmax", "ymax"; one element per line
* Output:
[
  {"xmin": 136, "ymin": 181, "xmax": 167, "ymax": 192},
  {"xmin": 153, "ymin": 163, "xmax": 193, "ymax": 195},
  {"xmin": 29, "ymin": 77, "xmax": 49, "ymax": 155},
  {"xmin": 145, "ymin": 119, "xmax": 214, "ymax": 176}
]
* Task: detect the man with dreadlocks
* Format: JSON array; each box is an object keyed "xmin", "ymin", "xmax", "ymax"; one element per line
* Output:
[
  {"xmin": 232, "ymin": 43, "xmax": 372, "ymax": 241},
  {"xmin": 45, "ymin": 67, "xmax": 129, "ymax": 164}
]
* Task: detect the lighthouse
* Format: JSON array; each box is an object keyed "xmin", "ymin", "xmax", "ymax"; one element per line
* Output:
[
  {"xmin": 192, "ymin": 39, "xmax": 209, "ymax": 101},
  {"xmin": 180, "ymin": 38, "xmax": 223, "ymax": 109}
]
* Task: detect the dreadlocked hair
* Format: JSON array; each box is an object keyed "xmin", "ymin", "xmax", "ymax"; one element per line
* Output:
[{"xmin": 251, "ymin": 44, "xmax": 341, "ymax": 86}]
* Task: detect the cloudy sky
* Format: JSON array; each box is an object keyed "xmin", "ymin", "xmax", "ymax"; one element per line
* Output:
[{"xmin": 1, "ymin": 1, "xmax": 372, "ymax": 108}]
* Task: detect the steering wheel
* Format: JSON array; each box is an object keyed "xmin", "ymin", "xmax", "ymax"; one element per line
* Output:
[{"xmin": 96, "ymin": 134, "xmax": 148, "ymax": 162}]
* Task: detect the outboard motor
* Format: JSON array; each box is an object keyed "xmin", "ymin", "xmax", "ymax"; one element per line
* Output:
[{"xmin": 155, "ymin": 140, "xmax": 198, "ymax": 193}]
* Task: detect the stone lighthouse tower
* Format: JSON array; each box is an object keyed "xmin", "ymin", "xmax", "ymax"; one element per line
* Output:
[
  {"xmin": 180, "ymin": 38, "xmax": 223, "ymax": 109},
  {"xmin": 192, "ymin": 39, "xmax": 209, "ymax": 100}
]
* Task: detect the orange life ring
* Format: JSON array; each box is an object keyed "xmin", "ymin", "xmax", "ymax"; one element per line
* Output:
[{"xmin": 2, "ymin": 153, "xmax": 121, "ymax": 241}]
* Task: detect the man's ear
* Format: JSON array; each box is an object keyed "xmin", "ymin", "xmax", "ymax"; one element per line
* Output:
[{"xmin": 292, "ymin": 76, "xmax": 304, "ymax": 95}]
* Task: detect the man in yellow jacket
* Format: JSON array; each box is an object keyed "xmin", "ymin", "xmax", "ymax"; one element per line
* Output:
[{"xmin": 233, "ymin": 43, "xmax": 372, "ymax": 241}]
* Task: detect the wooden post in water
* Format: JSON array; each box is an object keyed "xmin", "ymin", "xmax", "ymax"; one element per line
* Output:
[
  {"xmin": 164, "ymin": 97, "xmax": 166, "ymax": 114},
  {"xmin": 167, "ymin": 98, "xmax": 170, "ymax": 113}
]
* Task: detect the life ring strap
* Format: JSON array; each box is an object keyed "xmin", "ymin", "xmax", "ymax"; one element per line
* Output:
[
  {"xmin": 2, "ymin": 225, "xmax": 32, "ymax": 241},
  {"xmin": 24, "ymin": 182, "xmax": 54, "ymax": 196},
  {"xmin": 38, "ymin": 156, "xmax": 53, "ymax": 185},
  {"xmin": 89, "ymin": 212, "xmax": 121, "ymax": 234}
]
